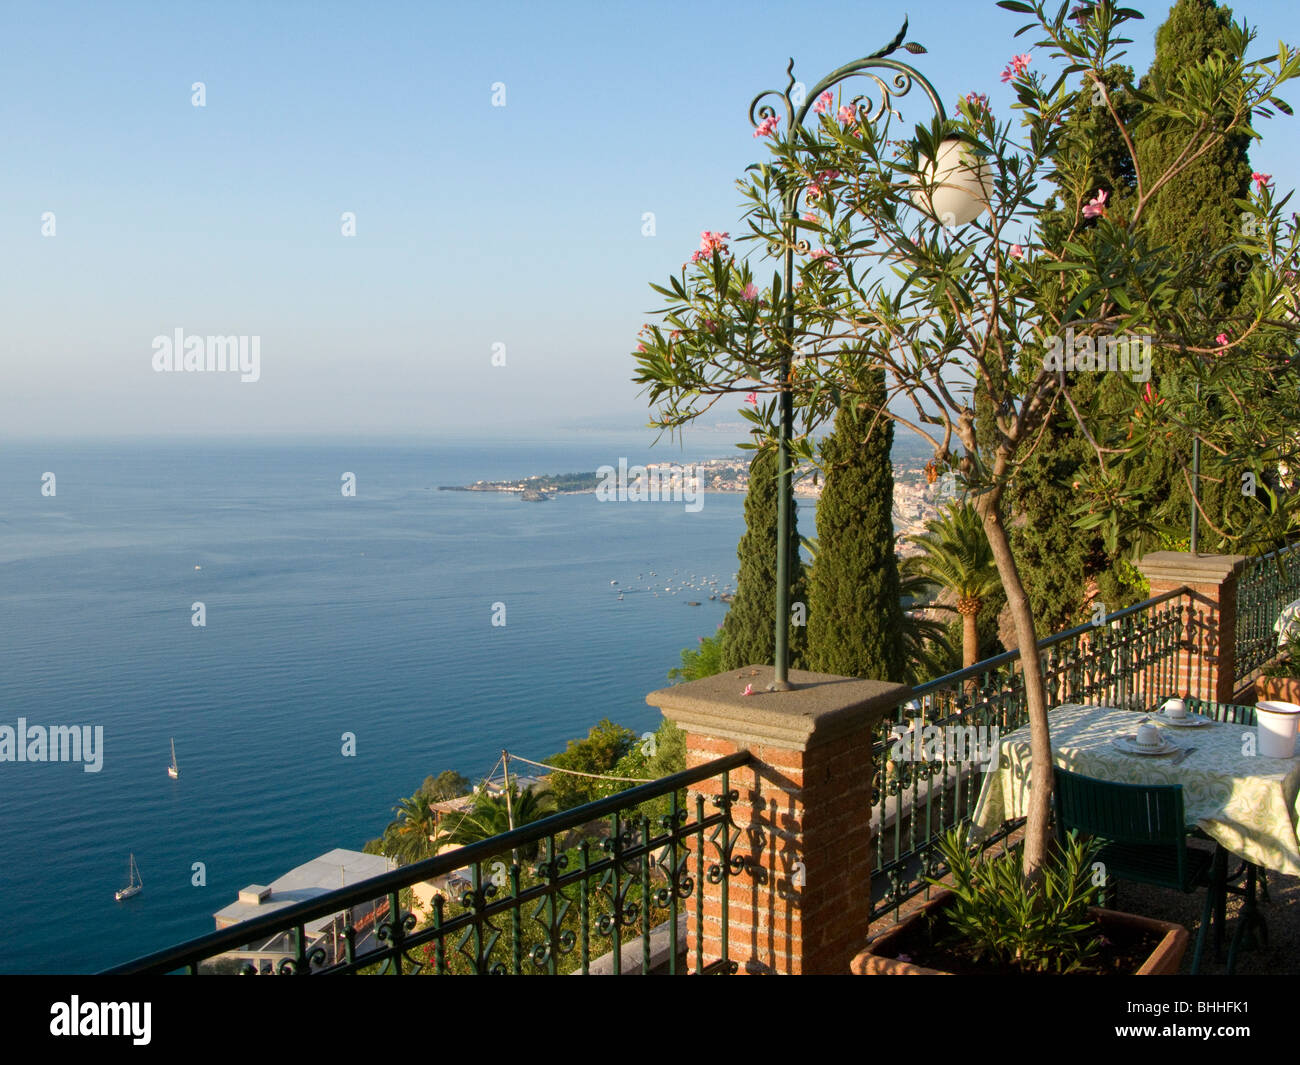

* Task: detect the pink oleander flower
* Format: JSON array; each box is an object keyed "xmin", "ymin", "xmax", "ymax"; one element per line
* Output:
[
  {"xmin": 635, "ymin": 342, "xmax": 646, "ymax": 353},
  {"xmin": 1216, "ymin": 332, "xmax": 1230, "ymax": 347},
  {"xmin": 954, "ymin": 92, "xmax": 989, "ymax": 118},
  {"xmin": 838, "ymin": 104, "xmax": 857, "ymax": 124},
  {"xmin": 690, "ymin": 230, "xmax": 731, "ymax": 262},
  {"xmin": 805, "ymin": 168, "xmax": 841, "ymax": 202},
  {"xmin": 1009, "ymin": 243, "xmax": 1024, "ymax": 260},
  {"xmin": 754, "ymin": 114, "xmax": 780, "ymax": 137},
  {"xmin": 669, "ymin": 329, "xmax": 681, "ymax": 341},
  {"xmin": 742, "ymin": 683, "xmax": 755, "ymax": 696},
  {"xmin": 1001, "ymin": 53, "xmax": 1032, "ymax": 82},
  {"xmin": 742, "ymin": 282, "xmax": 759, "ymax": 302},
  {"xmin": 813, "ymin": 90, "xmax": 833, "ymax": 115},
  {"xmin": 1082, "ymin": 188, "xmax": 1108, "ymax": 219},
  {"xmin": 802, "ymin": 212, "xmax": 818, "ymax": 223},
  {"xmin": 1254, "ymin": 172, "xmax": 1272, "ymax": 188},
  {"xmin": 704, "ymin": 318, "xmax": 716, "ymax": 332},
  {"xmin": 745, "ymin": 391, "xmax": 758, "ymax": 405},
  {"xmin": 809, "ymin": 249, "xmax": 837, "ymax": 269}
]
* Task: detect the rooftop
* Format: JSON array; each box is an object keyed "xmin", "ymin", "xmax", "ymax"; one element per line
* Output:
[{"xmin": 213, "ymin": 849, "xmax": 394, "ymax": 934}]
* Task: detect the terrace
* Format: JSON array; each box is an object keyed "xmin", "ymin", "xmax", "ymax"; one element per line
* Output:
[{"xmin": 103, "ymin": 544, "xmax": 1300, "ymax": 975}]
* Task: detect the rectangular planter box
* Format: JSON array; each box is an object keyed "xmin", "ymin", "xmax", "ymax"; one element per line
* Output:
[{"xmin": 852, "ymin": 889, "xmax": 1189, "ymax": 975}]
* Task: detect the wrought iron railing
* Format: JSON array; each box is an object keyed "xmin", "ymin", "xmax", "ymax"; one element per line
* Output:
[
  {"xmin": 102, "ymin": 752, "xmax": 749, "ymax": 975},
  {"xmin": 870, "ymin": 587, "xmax": 1193, "ymax": 924},
  {"xmin": 1235, "ymin": 543, "xmax": 1300, "ymax": 683}
]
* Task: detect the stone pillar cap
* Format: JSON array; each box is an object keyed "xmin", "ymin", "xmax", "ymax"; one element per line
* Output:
[
  {"xmin": 647, "ymin": 665, "xmax": 909, "ymax": 751},
  {"xmin": 1138, "ymin": 550, "xmax": 1248, "ymax": 585}
]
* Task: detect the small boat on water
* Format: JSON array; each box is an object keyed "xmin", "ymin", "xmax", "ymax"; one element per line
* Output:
[
  {"xmin": 115, "ymin": 853, "xmax": 143, "ymax": 901},
  {"xmin": 167, "ymin": 738, "xmax": 179, "ymax": 779}
]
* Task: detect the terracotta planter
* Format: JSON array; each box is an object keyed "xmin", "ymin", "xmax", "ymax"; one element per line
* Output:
[
  {"xmin": 1257, "ymin": 674, "xmax": 1300, "ymax": 704},
  {"xmin": 851, "ymin": 890, "xmax": 1189, "ymax": 975}
]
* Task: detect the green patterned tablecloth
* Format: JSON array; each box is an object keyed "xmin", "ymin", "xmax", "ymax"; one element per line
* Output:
[{"xmin": 971, "ymin": 703, "xmax": 1300, "ymax": 876}]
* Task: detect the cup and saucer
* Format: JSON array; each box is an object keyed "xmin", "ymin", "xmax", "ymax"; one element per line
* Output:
[
  {"xmin": 1152, "ymin": 697, "xmax": 1211, "ymax": 729},
  {"xmin": 1112, "ymin": 718, "xmax": 1181, "ymax": 756}
]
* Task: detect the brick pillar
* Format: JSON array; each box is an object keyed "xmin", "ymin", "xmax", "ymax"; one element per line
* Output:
[
  {"xmin": 646, "ymin": 665, "xmax": 906, "ymax": 975},
  {"xmin": 1138, "ymin": 551, "xmax": 1247, "ymax": 704}
]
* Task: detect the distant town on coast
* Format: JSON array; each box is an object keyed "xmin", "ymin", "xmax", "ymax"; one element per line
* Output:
[{"xmin": 440, "ymin": 450, "xmax": 947, "ymax": 554}]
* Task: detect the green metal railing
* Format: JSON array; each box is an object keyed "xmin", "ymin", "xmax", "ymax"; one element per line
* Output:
[
  {"xmin": 103, "ymin": 752, "xmax": 749, "ymax": 975},
  {"xmin": 1235, "ymin": 543, "xmax": 1300, "ymax": 683},
  {"xmin": 870, "ymin": 587, "xmax": 1193, "ymax": 923}
]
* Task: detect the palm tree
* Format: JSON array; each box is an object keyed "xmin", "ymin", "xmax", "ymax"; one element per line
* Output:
[
  {"xmin": 388, "ymin": 791, "xmax": 440, "ymax": 865},
  {"xmin": 905, "ymin": 502, "xmax": 1002, "ymax": 677},
  {"xmin": 897, "ymin": 565, "xmax": 955, "ymax": 684},
  {"xmin": 447, "ymin": 784, "xmax": 557, "ymax": 859}
]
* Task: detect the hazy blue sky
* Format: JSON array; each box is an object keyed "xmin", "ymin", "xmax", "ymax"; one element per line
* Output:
[{"xmin": 2, "ymin": 0, "xmax": 1296, "ymax": 440}]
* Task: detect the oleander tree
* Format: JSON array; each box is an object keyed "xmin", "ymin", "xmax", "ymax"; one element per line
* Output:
[{"xmin": 634, "ymin": 0, "xmax": 1300, "ymax": 879}]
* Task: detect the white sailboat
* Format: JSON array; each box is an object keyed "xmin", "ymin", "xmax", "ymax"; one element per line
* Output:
[
  {"xmin": 115, "ymin": 853, "xmax": 143, "ymax": 901},
  {"xmin": 167, "ymin": 738, "xmax": 179, "ymax": 779}
]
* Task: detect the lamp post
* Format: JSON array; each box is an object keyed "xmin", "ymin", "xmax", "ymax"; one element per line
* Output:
[
  {"xmin": 747, "ymin": 21, "xmax": 985, "ymax": 689},
  {"xmin": 1191, "ymin": 379, "xmax": 1201, "ymax": 555}
]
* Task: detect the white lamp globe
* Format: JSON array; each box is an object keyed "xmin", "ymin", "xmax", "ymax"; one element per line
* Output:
[{"xmin": 911, "ymin": 137, "xmax": 992, "ymax": 227}]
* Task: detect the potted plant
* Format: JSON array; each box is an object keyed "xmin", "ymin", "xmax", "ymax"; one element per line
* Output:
[
  {"xmin": 851, "ymin": 829, "xmax": 1189, "ymax": 975},
  {"xmin": 1257, "ymin": 631, "xmax": 1300, "ymax": 703}
]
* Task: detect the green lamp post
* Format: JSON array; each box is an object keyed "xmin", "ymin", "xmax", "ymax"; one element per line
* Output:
[{"xmin": 746, "ymin": 21, "xmax": 980, "ymax": 689}]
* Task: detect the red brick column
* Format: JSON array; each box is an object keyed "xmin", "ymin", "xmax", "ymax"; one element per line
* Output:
[
  {"xmin": 646, "ymin": 666, "xmax": 907, "ymax": 975},
  {"xmin": 1138, "ymin": 551, "xmax": 1247, "ymax": 704}
]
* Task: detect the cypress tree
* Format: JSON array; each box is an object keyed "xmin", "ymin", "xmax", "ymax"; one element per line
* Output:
[
  {"xmin": 718, "ymin": 445, "xmax": 807, "ymax": 672},
  {"xmin": 806, "ymin": 373, "xmax": 905, "ymax": 681},
  {"xmin": 1130, "ymin": 0, "xmax": 1256, "ymax": 553},
  {"xmin": 1135, "ymin": 0, "xmax": 1253, "ymax": 324}
]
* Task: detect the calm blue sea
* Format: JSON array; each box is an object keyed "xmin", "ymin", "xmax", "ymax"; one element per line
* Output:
[{"xmin": 0, "ymin": 434, "xmax": 828, "ymax": 973}]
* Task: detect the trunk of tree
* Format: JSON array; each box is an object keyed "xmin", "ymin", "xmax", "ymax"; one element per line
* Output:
[
  {"xmin": 972, "ymin": 471, "xmax": 1052, "ymax": 884},
  {"xmin": 959, "ymin": 598, "xmax": 980, "ymax": 698}
]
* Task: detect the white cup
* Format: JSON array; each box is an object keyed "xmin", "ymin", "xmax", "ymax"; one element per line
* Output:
[
  {"xmin": 1136, "ymin": 722, "xmax": 1161, "ymax": 748},
  {"xmin": 1162, "ymin": 698, "xmax": 1188, "ymax": 720}
]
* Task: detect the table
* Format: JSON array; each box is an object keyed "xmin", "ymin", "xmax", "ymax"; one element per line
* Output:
[{"xmin": 971, "ymin": 703, "xmax": 1300, "ymax": 877}]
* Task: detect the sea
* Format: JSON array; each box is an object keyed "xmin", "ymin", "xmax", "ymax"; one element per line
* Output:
[{"xmin": 0, "ymin": 432, "xmax": 830, "ymax": 974}]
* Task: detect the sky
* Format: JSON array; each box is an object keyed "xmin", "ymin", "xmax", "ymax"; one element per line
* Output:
[{"xmin": 1, "ymin": 0, "xmax": 1296, "ymax": 441}]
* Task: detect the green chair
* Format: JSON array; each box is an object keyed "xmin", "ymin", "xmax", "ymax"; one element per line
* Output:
[
  {"xmin": 1184, "ymin": 697, "xmax": 1270, "ymax": 967},
  {"xmin": 1053, "ymin": 766, "xmax": 1222, "ymax": 974},
  {"xmin": 1186, "ymin": 697, "xmax": 1257, "ymax": 726}
]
